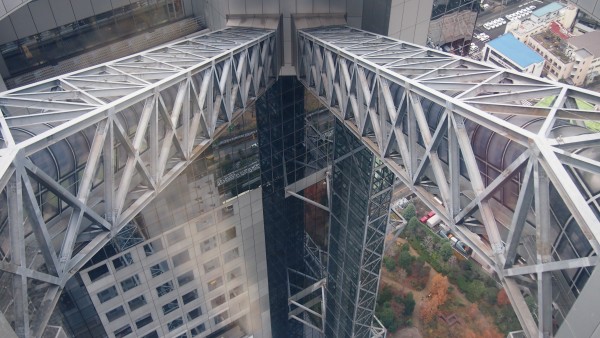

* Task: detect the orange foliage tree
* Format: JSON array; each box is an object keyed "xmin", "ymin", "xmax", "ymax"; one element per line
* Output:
[
  {"xmin": 419, "ymin": 274, "xmax": 450, "ymax": 322},
  {"xmin": 497, "ymin": 288, "xmax": 510, "ymax": 306}
]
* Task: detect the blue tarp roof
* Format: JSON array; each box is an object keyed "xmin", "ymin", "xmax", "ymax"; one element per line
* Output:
[
  {"xmin": 488, "ymin": 34, "xmax": 544, "ymax": 68},
  {"xmin": 532, "ymin": 2, "xmax": 564, "ymax": 17}
]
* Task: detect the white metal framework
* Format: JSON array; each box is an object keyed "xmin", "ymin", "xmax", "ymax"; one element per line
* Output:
[
  {"xmin": 0, "ymin": 27, "xmax": 277, "ymax": 337},
  {"xmin": 297, "ymin": 25, "xmax": 600, "ymax": 337}
]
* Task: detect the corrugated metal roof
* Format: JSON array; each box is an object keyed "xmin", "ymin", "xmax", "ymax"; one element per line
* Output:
[{"xmin": 488, "ymin": 33, "xmax": 544, "ymax": 68}]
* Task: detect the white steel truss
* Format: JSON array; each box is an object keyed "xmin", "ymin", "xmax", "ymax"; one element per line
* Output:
[
  {"xmin": 297, "ymin": 25, "xmax": 600, "ymax": 338},
  {"xmin": 0, "ymin": 27, "xmax": 277, "ymax": 337}
]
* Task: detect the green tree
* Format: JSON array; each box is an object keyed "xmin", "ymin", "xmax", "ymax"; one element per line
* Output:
[
  {"xmin": 402, "ymin": 292, "xmax": 416, "ymax": 316},
  {"xmin": 465, "ymin": 280, "xmax": 486, "ymax": 302},
  {"xmin": 440, "ymin": 242, "xmax": 454, "ymax": 262},
  {"xmin": 400, "ymin": 243, "xmax": 410, "ymax": 252},
  {"xmin": 398, "ymin": 250, "xmax": 414, "ymax": 274},
  {"xmin": 402, "ymin": 203, "xmax": 416, "ymax": 220},
  {"xmin": 377, "ymin": 286, "xmax": 393, "ymax": 306},
  {"xmin": 377, "ymin": 306, "xmax": 397, "ymax": 332},
  {"xmin": 383, "ymin": 256, "xmax": 396, "ymax": 271}
]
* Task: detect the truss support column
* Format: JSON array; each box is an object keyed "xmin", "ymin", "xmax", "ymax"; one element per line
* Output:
[
  {"xmin": 326, "ymin": 119, "xmax": 394, "ymax": 337},
  {"xmin": 534, "ymin": 160, "xmax": 553, "ymax": 337},
  {"xmin": 7, "ymin": 171, "xmax": 29, "ymax": 338}
]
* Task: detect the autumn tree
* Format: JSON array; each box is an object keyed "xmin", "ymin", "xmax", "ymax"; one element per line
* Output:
[
  {"xmin": 497, "ymin": 288, "xmax": 510, "ymax": 306},
  {"xmin": 419, "ymin": 274, "xmax": 450, "ymax": 322}
]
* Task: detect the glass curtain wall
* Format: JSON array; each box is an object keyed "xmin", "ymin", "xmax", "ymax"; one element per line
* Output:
[
  {"xmin": 427, "ymin": 0, "xmax": 480, "ymax": 56},
  {"xmin": 325, "ymin": 120, "xmax": 394, "ymax": 338}
]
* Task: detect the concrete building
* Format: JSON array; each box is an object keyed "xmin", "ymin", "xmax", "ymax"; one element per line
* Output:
[
  {"xmin": 530, "ymin": 2, "xmax": 565, "ymax": 24},
  {"xmin": 0, "ymin": 1, "xmax": 600, "ymax": 338},
  {"xmin": 483, "ymin": 33, "xmax": 545, "ymax": 76}
]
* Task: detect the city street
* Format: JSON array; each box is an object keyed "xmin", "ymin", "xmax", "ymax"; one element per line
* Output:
[{"xmin": 471, "ymin": 0, "xmax": 553, "ymax": 54}]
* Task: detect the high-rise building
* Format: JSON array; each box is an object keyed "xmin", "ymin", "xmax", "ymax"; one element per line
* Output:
[{"xmin": 0, "ymin": 1, "xmax": 600, "ymax": 338}]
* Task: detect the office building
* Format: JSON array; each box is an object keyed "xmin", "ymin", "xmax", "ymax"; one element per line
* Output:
[{"xmin": 0, "ymin": 1, "xmax": 600, "ymax": 338}]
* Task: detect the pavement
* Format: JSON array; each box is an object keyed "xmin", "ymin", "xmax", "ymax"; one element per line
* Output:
[{"xmin": 471, "ymin": 0, "xmax": 553, "ymax": 55}]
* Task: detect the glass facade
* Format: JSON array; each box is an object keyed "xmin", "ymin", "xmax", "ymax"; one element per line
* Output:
[
  {"xmin": 427, "ymin": 0, "xmax": 480, "ymax": 55},
  {"xmin": 0, "ymin": 0, "xmax": 191, "ymax": 77},
  {"xmin": 325, "ymin": 120, "xmax": 394, "ymax": 337},
  {"xmin": 257, "ymin": 77, "xmax": 307, "ymax": 338}
]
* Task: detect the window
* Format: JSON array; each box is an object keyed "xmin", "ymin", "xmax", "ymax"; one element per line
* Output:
[
  {"xmin": 88, "ymin": 264, "xmax": 110, "ymax": 282},
  {"xmin": 187, "ymin": 306, "xmax": 203, "ymax": 320},
  {"xmin": 120, "ymin": 274, "xmax": 141, "ymax": 292},
  {"xmin": 177, "ymin": 270, "xmax": 195, "ymax": 287},
  {"xmin": 156, "ymin": 281, "xmax": 175, "ymax": 297},
  {"xmin": 229, "ymin": 285, "xmax": 244, "ymax": 299},
  {"xmin": 207, "ymin": 276, "xmax": 223, "ymax": 292},
  {"xmin": 167, "ymin": 229, "xmax": 186, "ymax": 246},
  {"xmin": 210, "ymin": 294, "xmax": 226, "ymax": 308},
  {"xmin": 227, "ymin": 266, "xmax": 242, "ymax": 281},
  {"xmin": 114, "ymin": 325, "xmax": 132, "ymax": 338},
  {"xmin": 213, "ymin": 310, "xmax": 229, "ymax": 325},
  {"xmin": 150, "ymin": 260, "xmax": 170, "ymax": 278},
  {"xmin": 106, "ymin": 306, "xmax": 125, "ymax": 322},
  {"xmin": 128, "ymin": 295, "xmax": 147, "ymax": 311},
  {"xmin": 223, "ymin": 247, "xmax": 240, "ymax": 264},
  {"xmin": 168, "ymin": 317, "xmax": 184, "ymax": 332},
  {"xmin": 182, "ymin": 290, "xmax": 199, "ymax": 305},
  {"xmin": 162, "ymin": 299, "xmax": 179, "ymax": 315},
  {"xmin": 97, "ymin": 286, "xmax": 118, "ymax": 303},
  {"xmin": 142, "ymin": 331, "xmax": 159, "ymax": 338},
  {"xmin": 113, "ymin": 253, "xmax": 134, "ymax": 271},
  {"xmin": 219, "ymin": 227, "xmax": 237, "ymax": 244},
  {"xmin": 144, "ymin": 239, "xmax": 163, "ymax": 257},
  {"xmin": 191, "ymin": 323, "xmax": 206, "ymax": 337},
  {"xmin": 135, "ymin": 314, "xmax": 153, "ymax": 329},
  {"xmin": 203, "ymin": 257, "xmax": 220, "ymax": 274},
  {"xmin": 200, "ymin": 236, "xmax": 217, "ymax": 253},
  {"xmin": 172, "ymin": 250, "xmax": 190, "ymax": 268}
]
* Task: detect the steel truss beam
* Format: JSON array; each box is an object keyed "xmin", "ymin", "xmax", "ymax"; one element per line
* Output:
[
  {"xmin": 0, "ymin": 27, "xmax": 278, "ymax": 337},
  {"xmin": 297, "ymin": 25, "xmax": 600, "ymax": 337}
]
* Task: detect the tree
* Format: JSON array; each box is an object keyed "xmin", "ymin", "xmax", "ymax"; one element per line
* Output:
[
  {"xmin": 465, "ymin": 280, "xmax": 486, "ymax": 302},
  {"xmin": 419, "ymin": 274, "xmax": 449, "ymax": 322},
  {"xmin": 398, "ymin": 251, "xmax": 414, "ymax": 274},
  {"xmin": 377, "ymin": 305, "xmax": 397, "ymax": 331},
  {"xmin": 402, "ymin": 292, "xmax": 416, "ymax": 316},
  {"xmin": 497, "ymin": 288, "xmax": 510, "ymax": 306},
  {"xmin": 402, "ymin": 203, "xmax": 416, "ymax": 220},
  {"xmin": 377, "ymin": 285, "xmax": 393, "ymax": 306},
  {"xmin": 440, "ymin": 242, "xmax": 454, "ymax": 261},
  {"xmin": 383, "ymin": 256, "xmax": 396, "ymax": 271}
]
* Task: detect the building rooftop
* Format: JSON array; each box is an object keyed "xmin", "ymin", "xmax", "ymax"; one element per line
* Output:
[
  {"xmin": 532, "ymin": 2, "xmax": 565, "ymax": 18},
  {"xmin": 568, "ymin": 30, "xmax": 600, "ymax": 57},
  {"xmin": 488, "ymin": 33, "xmax": 544, "ymax": 68}
]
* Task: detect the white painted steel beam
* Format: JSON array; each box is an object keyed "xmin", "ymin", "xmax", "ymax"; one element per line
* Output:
[
  {"xmin": 0, "ymin": 26, "xmax": 278, "ymax": 337},
  {"xmin": 297, "ymin": 25, "xmax": 600, "ymax": 338}
]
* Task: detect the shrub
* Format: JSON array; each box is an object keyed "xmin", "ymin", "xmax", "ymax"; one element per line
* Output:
[
  {"xmin": 398, "ymin": 251, "xmax": 414, "ymax": 274},
  {"xmin": 402, "ymin": 203, "xmax": 416, "ymax": 220},
  {"xmin": 383, "ymin": 256, "xmax": 396, "ymax": 272},
  {"xmin": 440, "ymin": 242, "xmax": 454, "ymax": 262},
  {"xmin": 402, "ymin": 292, "xmax": 416, "ymax": 316}
]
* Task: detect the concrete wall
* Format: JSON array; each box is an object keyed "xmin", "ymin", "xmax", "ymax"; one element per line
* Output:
[{"xmin": 387, "ymin": 0, "xmax": 432, "ymax": 46}]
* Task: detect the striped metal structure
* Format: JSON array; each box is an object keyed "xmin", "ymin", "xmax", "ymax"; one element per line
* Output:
[
  {"xmin": 297, "ymin": 25, "xmax": 600, "ymax": 338},
  {"xmin": 0, "ymin": 26, "xmax": 278, "ymax": 337}
]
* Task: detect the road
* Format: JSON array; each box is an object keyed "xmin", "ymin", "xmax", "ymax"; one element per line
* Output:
[{"xmin": 471, "ymin": 0, "xmax": 552, "ymax": 53}]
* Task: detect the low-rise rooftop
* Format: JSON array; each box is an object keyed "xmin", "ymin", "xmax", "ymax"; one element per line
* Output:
[
  {"xmin": 488, "ymin": 33, "xmax": 544, "ymax": 68},
  {"xmin": 532, "ymin": 2, "xmax": 565, "ymax": 18},
  {"xmin": 568, "ymin": 30, "xmax": 600, "ymax": 57}
]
